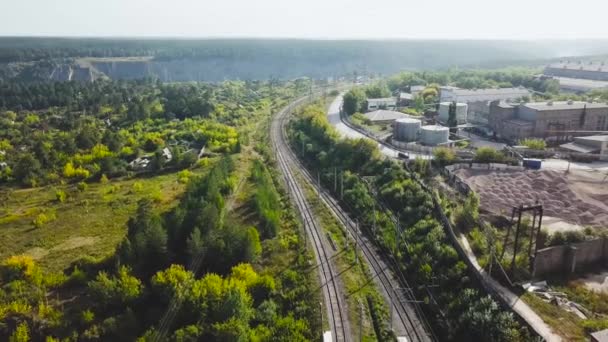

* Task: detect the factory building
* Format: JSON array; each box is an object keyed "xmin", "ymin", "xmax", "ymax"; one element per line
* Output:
[
  {"xmin": 489, "ymin": 100, "xmax": 608, "ymax": 141},
  {"xmin": 439, "ymin": 86, "xmax": 531, "ymax": 125},
  {"xmin": 439, "ymin": 86, "xmax": 531, "ymax": 103},
  {"xmin": 548, "ymin": 76, "xmax": 608, "ymax": 93},
  {"xmin": 438, "ymin": 102, "xmax": 468, "ymax": 125},
  {"xmin": 544, "ymin": 61, "xmax": 608, "ymax": 81}
]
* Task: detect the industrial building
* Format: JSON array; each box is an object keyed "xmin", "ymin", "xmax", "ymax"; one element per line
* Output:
[
  {"xmin": 366, "ymin": 98, "xmax": 397, "ymax": 111},
  {"xmin": 439, "ymin": 86, "xmax": 531, "ymax": 125},
  {"xmin": 544, "ymin": 61, "xmax": 608, "ymax": 81},
  {"xmin": 489, "ymin": 100, "xmax": 608, "ymax": 141},
  {"xmin": 549, "ymin": 76, "xmax": 608, "ymax": 93},
  {"xmin": 362, "ymin": 109, "xmax": 409, "ymax": 124},
  {"xmin": 438, "ymin": 102, "xmax": 468, "ymax": 125},
  {"xmin": 439, "ymin": 86, "xmax": 531, "ymax": 103},
  {"xmin": 560, "ymin": 135, "xmax": 608, "ymax": 159}
]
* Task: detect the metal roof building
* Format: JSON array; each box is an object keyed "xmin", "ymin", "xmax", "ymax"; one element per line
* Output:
[
  {"xmin": 544, "ymin": 61, "xmax": 608, "ymax": 81},
  {"xmin": 440, "ymin": 86, "xmax": 531, "ymax": 103},
  {"xmin": 362, "ymin": 109, "xmax": 409, "ymax": 123}
]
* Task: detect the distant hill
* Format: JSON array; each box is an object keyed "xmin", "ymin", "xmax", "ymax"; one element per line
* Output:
[{"xmin": 2, "ymin": 38, "xmax": 608, "ymax": 82}]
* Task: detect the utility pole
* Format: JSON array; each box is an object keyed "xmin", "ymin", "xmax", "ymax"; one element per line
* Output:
[
  {"xmin": 372, "ymin": 205, "xmax": 376, "ymax": 235},
  {"xmin": 359, "ymin": 301, "xmax": 363, "ymax": 342},
  {"xmin": 334, "ymin": 167, "xmax": 337, "ymax": 193},
  {"xmin": 390, "ymin": 299, "xmax": 393, "ymax": 330},
  {"xmin": 340, "ymin": 172, "xmax": 344, "ymax": 200}
]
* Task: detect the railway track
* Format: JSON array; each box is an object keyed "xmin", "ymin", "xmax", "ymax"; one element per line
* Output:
[
  {"xmin": 275, "ymin": 97, "xmax": 435, "ymax": 342},
  {"xmin": 270, "ymin": 97, "xmax": 350, "ymax": 342}
]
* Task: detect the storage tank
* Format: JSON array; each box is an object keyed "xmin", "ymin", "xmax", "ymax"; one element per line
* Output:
[
  {"xmin": 393, "ymin": 117, "xmax": 421, "ymax": 142},
  {"xmin": 420, "ymin": 125, "xmax": 449, "ymax": 146},
  {"xmin": 438, "ymin": 102, "xmax": 468, "ymax": 124}
]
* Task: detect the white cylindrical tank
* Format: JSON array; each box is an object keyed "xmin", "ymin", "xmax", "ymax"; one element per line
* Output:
[
  {"xmin": 438, "ymin": 102, "xmax": 468, "ymax": 124},
  {"xmin": 420, "ymin": 125, "xmax": 449, "ymax": 146},
  {"xmin": 394, "ymin": 117, "xmax": 421, "ymax": 142}
]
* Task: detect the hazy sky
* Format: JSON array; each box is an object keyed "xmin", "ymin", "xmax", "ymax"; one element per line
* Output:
[{"xmin": 1, "ymin": 0, "xmax": 607, "ymax": 39}]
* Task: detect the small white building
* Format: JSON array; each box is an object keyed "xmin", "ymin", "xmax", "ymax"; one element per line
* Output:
[{"xmin": 367, "ymin": 98, "xmax": 397, "ymax": 111}]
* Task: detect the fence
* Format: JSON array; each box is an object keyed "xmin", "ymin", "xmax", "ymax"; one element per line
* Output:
[{"xmin": 533, "ymin": 238, "xmax": 608, "ymax": 277}]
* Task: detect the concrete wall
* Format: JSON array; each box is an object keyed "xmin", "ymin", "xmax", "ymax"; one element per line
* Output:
[{"xmin": 533, "ymin": 238, "xmax": 608, "ymax": 277}]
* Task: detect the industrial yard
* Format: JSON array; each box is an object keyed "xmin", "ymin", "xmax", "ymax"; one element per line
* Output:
[{"xmin": 454, "ymin": 168, "xmax": 608, "ymax": 231}]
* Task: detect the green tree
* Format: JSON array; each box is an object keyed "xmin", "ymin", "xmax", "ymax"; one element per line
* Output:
[
  {"xmin": 9, "ymin": 322, "xmax": 30, "ymax": 342},
  {"xmin": 118, "ymin": 199, "xmax": 168, "ymax": 278},
  {"xmin": 342, "ymin": 88, "xmax": 366, "ymax": 115},
  {"xmin": 13, "ymin": 153, "xmax": 41, "ymax": 186},
  {"xmin": 88, "ymin": 266, "xmax": 142, "ymax": 308}
]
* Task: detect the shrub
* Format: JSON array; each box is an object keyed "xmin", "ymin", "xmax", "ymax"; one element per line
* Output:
[
  {"xmin": 82, "ymin": 309, "xmax": 95, "ymax": 324},
  {"xmin": 1, "ymin": 255, "xmax": 39, "ymax": 282},
  {"xmin": 63, "ymin": 162, "xmax": 90, "ymax": 179},
  {"xmin": 100, "ymin": 174, "xmax": 109, "ymax": 184},
  {"xmin": 518, "ymin": 138, "xmax": 546, "ymax": 150},
  {"xmin": 77, "ymin": 181, "xmax": 88, "ymax": 192},
  {"xmin": 33, "ymin": 212, "xmax": 56, "ymax": 228},
  {"xmin": 433, "ymin": 147, "xmax": 456, "ymax": 166},
  {"xmin": 55, "ymin": 190, "xmax": 67, "ymax": 203},
  {"xmin": 132, "ymin": 181, "xmax": 143, "ymax": 192},
  {"xmin": 474, "ymin": 147, "xmax": 504, "ymax": 163},
  {"xmin": 177, "ymin": 169, "xmax": 192, "ymax": 184}
]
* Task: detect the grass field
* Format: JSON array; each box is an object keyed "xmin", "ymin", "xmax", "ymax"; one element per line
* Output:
[{"xmin": 0, "ymin": 167, "xmax": 212, "ymax": 273}]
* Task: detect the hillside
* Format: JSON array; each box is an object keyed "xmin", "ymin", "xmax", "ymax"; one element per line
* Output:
[{"xmin": 3, "ymin": 38, "xmax": 608, "ymax": 82}]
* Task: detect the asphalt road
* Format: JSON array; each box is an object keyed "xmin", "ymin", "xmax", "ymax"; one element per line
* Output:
[{"xmin": 327, "ymin": 95, "xmax": 432, "ymax": 160}]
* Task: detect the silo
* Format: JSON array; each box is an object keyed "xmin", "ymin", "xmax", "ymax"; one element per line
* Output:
[
  {"xmin": 438, "ymin": 102, "xmax": 468, "ymax": 124},
  {"xmin": 394, "ymin": 117, "xmax": 421, "ymax": 142},
  {"xmin": 420, "ymin": 125, "xmax": 449, "ymax": 146}
]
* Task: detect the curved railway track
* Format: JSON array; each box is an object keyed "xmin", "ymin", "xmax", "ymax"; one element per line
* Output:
[
  {"xmin": 271, "ymin": 97, "xmax": 350, "ymax": 342},
  {"xmin": 274, "ymin": 96, "xmax": 435, "ymax": 342}
]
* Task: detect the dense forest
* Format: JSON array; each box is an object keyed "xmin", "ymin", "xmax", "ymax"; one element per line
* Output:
[{"xmin": 2, "ymin": 38, "xmax": 608, "ymax": 82}]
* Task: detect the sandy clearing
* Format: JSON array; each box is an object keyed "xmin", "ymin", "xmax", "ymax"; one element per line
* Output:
[{"xmin": 454, "ymin": 168, "xmax": 608, "ymax": 229}]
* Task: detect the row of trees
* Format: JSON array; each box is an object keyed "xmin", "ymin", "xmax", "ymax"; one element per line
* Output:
[
  {"xmin": 288, "ymin": 103, "xmax": 533, "ymax": 341},
  {"xmin": 386, "ymin": 68, "xmax": 560, "ymax": 95}
]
